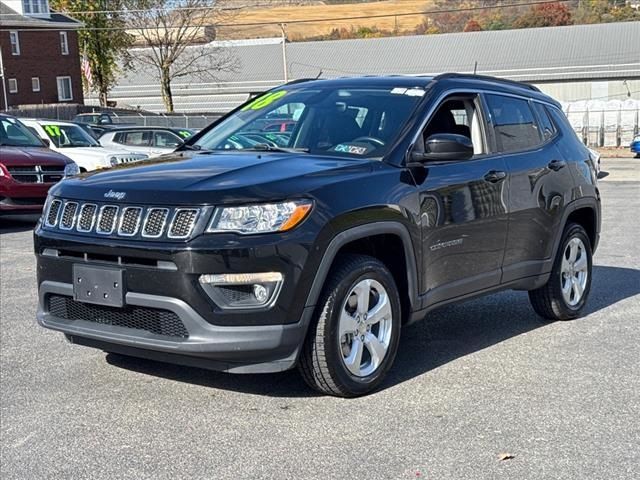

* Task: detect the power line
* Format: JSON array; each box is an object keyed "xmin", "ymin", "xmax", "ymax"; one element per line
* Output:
[{"xmin": 0, "ymin": 0, "xmax": 574, "ymax": 32}]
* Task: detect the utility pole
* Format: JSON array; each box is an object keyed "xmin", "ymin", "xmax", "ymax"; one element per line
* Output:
[
  {"xmin": 0, "ymin": 46, "xmax": 8, "ymax": 110},
  {"xmin": 280, "ymin": 23, "xmax": 288, "ymax": 83}
]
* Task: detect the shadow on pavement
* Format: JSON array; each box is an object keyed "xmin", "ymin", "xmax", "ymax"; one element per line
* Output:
[
  {"xmin": 106, "ymin": 265, "xmax": 640, "ymax": 398},
  {"xmin": 0, "ymin": 216, "xmax": 39, "ymax": 234}
]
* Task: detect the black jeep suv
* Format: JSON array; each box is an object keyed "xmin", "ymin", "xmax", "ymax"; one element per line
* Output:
[{"xmin": 35, "ymin": 74, "xmax": 600, "ymax": 397}]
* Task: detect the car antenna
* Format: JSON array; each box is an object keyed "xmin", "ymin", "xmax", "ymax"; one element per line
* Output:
[
  {"xmin": 473, "ymin": 61, "xmax": 478, "ymax": 75},
  {"xmin": 315, "ymin": 69, "xmax": 323, "ymax": 79}
]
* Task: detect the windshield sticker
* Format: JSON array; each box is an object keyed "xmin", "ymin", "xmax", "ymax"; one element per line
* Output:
[
  {"xmin": 44, "ymin": 125, "xmax": 62, "ymax": 137},
  {"xmin": 335, "ymin": 144, "xmax": 368, "ymax": 155},
  {"xmin": 241, "ymin": 91, "xmax": 287, "ymax": 111},
  {"xmin": 178, "ymin": 130, "xmax": 192, "ymax": 138},
  {"xmin": 390, "ymin": 87, "xmax": 425, "ymax": 97}
]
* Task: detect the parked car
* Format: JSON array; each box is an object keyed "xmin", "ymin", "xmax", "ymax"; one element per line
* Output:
[
  {"xmin": 98, "ymin": 127, "xmax": 195, "ymax": 158},
  {"xmin": 73, "ymin": 112, "xmax": 130, "ymax": 126},
  {"xmin": 20, "ymin": 119, "xmax": 148, "ymax": 172},
  {"xmin": 1, "ymin": 114, "xmax": 78, "ymax": 216},
  {"xmin": 631, "ymin": 135, "xmax": 640, "ymax": 158},
  {"xmin": 35, "ymin": 74, "xmax": 600, "ymax": 397}
]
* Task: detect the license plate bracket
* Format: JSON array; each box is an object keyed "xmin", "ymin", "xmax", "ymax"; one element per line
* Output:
[{"xmin": 73, "ymin": 264, "xmax": 125, "ymax": 308}]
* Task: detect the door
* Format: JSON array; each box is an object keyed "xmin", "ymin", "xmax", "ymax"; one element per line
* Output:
[
  {"xmin": 483, "ymin": 94, "xmax": 576, "ymax": 282},
  {"xmin": 415, "ymin": 95, "xmax": 509, "ymax": 306}
]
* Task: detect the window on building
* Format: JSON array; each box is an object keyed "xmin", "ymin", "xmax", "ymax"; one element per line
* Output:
[
  {"xmin": 24, "ymin": 1, "xmax": 49, "ymax": 15},
  {"xmin": 9, "ymin": 31, "xmax": 20, "ymax": 55},
  {"xmin": 485, "ymin": 94, "xmax": 541, "ymax": 153},
  {"xmin": 56, "ymin": 76, "xmax": 73, "ymax": 101},
  {"xmin": 59, "ymin": 31, "xmax": 69, "ymax": 55},
  {"xmin": 8, "ymin": 79, "xmax": 18, "ymax": 94},
  {"xmin": 32, "ymin": 77, "xmax": 41, "ymax": 92}
]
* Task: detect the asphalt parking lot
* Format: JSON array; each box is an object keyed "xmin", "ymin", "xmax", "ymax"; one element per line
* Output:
[{"xmin": 1, "ymin": 158, "xmax": 638, "ymax": 480}]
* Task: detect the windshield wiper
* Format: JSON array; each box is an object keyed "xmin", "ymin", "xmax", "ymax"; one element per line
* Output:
[{"xmin": 246, "ymin": 143, "xmax": 310, "ymax": 154}]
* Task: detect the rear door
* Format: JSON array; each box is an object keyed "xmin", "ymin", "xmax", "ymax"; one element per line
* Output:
[
  {"xmin": 416, "ymin": 94, "xmax": 509, "ymax": 306},
  {"xmin": 483, "ymin": 94, "xmax": 575, "ymax": 282}
]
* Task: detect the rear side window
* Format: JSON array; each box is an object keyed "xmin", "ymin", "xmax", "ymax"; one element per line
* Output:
[
  {"xmin": 532, "ymin": 102, "xmax": 556, "ymax": 141},
  {"xmin": 485, "ymin": 94, "xmax": 541, "ymax": 153},
  {"xmin": 116, "ymin": 131, "xmax": 152, "ymax": 146}
]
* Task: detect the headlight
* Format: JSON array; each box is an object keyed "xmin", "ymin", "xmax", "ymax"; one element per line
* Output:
[
  {"xmin": 63, "ymin": 163, "xmax": 80, "ymax": 177},
  {"xmin": 207, "ymin": 200, "xmax": 313, "ymax": 234},
  {"xmin": 109, "ymin": 156, "xmax": 119, "ymax": 167}
]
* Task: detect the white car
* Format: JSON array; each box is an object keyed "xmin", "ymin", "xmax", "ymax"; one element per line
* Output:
[
  {"xmin": 98, "ymin": 127, "xmax": 194, "ymax": 158},
  {"xmin": 20, "ymin": 119, "xmax": 148, "ymax": 172}
]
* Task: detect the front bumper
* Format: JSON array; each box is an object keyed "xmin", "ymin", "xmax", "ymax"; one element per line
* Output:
[
  {"xmin": 0, "ymin": 178, "xmax": 50, "ymax": 214},
  {"xmin": 38, "ymin": 280, "xmax": 314, "ymax": 373}
]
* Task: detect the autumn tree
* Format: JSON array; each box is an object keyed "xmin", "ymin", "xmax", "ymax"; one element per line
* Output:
[
  {"xmin": 124, "ymin": 0, "xmax": 238, "ymax": 112},
  {"xmin": 513, "ymin": 2, "xmax": 573, "ymax": 28},
  {"xmin": 51, "ymin": 0, "xmax": 133, "ymax": 106},
  {"xmin": 463, "ymin": 19, "xmax": 483, "ymax": 31}
]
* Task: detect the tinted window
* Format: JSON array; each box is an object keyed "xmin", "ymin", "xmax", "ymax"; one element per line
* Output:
[
  {"xmin": 532, "ymin": 102, "xmax": 556, "ymax": 141},
  {"xmin": 485, "ymin": 94, "xmax": 541, "ymax": 152}
]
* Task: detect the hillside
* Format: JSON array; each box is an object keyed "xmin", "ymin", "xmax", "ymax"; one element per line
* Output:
[{"xmin": 216, "ymin": 0, "xmax": 434, "ymax": 40}]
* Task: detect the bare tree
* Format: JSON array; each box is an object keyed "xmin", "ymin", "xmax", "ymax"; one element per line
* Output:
[{"xmin": 125, "ymin": 0, "xmax": 238, "ymax": 112}]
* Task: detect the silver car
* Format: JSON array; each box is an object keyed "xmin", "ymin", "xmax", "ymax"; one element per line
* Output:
[{"xmin": 98, "ymin": 127, "xmax": 194, "ymax": 158}]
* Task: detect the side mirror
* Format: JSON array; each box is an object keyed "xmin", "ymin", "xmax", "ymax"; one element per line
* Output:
[
  {"xmin": 41, "ymin": 138, "xmax": 51, "ymax": 147},
  {"xmin": 411, "ymin": 133, "xmax": 474, "ymax": 163}
]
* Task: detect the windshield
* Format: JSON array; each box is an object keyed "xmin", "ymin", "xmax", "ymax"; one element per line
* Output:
[
  {"xmin": 43, "ymin": 124, "xmax": 100, "ymax": 148},
  {"xmin": 192, "ymin": 85, "xmax": 426, "ymax": 158},
  {"xmin": 0, "ymin": 117, "xmax": 45, "ymax": 148}
]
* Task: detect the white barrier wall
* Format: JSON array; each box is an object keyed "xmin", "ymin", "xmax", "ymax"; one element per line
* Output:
[{"xmin": 564, "ymin": 99, "xmax": 640, "ymax": 147}]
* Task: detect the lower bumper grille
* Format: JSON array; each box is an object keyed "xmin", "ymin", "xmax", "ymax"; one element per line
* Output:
[{"xmin": 47, "ymin": 295, "xmax": 189, "ymax": 338}]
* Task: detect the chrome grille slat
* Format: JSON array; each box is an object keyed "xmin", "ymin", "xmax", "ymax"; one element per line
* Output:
[
  {"xmin": 118, "ymin": 207, "xmax": 143, "ymax": 236},
  {"xmin": 45, "ymin": 199, "xmax": 62, "ymax": 227},
  {"xmin": 44, "ymin": 199, "xmax": 201, "ymax": 241},
  {"xmin": 142, "ymin": 208, "xmax": 169, "ymax": 238},
  {"xmin": 96, "ymin": 205, "xmax": 119, "ymax": 235},
  {"xmin": 168, "ymin": 209, "xmax": 199, "ymax": 239},
  {"xmin": 59, "ymin": 202, "xmax": 79, "ymax": 230},
  {"xmin": 77, "ymin": 204, "xmax": 97, "ymax": 233}
]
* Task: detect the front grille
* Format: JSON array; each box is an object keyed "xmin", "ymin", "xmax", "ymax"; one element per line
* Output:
[
  {"xmin": 169, "ymin": 209, "xmax": 199, "ymax": 238},
  {"xmin": 46, "ymin": 199, "xmax": 62, "ymax": 226},
  {"xmin": 7, "ymin": 166, "xmax": 65, "ymax": 184},
  {"xmin": 48, "ymin": 295, "xmax": 189, "ymax": 338},
  {"xmin": 60, "ymin": 202, "xmax": 79, "ymax": 230},
  {"xmin": 118, "ymin": 207, "xmax": 142, "ymax": 236},
  {"xmin": 43, "ymin": 199, "xmax": 202, "ymax": 241},
  {"xmin": 97, "ymin": 205, "xmax": 118, "ymax": 234},
  {"xmin": 77, "ymin": 204, "xmax": 97, "ymax": 232},
  {"xmin": 142, "ymin": 208, "xmax": 169, "ymax": 238}
]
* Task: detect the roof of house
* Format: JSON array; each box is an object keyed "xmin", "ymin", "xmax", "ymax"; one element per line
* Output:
[
  {"xmin": 102, "ymin": 21, "xmax": 640, "ymax": 112},
  {"xmin": 0, "ymin": 2, "xmax": 82, "ymax": 29}
]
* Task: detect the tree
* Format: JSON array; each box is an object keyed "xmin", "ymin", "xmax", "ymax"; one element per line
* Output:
[
  {"xmin": 51, "ymin": 1, "xmax": 132, "ymax": 106},
  {"xmin": 463, "ymin": 19, "xmax": 483, "ymax": 31},
  {"xmin": 124, "ymin": 0, "xmax": 238, "ymax": 112},
  {"xmin": 513, "ymin": 2, "xmax": 573, "ymax": 28}
]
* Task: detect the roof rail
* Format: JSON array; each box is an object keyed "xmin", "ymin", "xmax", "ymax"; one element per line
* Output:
[{"xmin": 433, "ymin": 73, "xmax": 541, "ymax": 92}]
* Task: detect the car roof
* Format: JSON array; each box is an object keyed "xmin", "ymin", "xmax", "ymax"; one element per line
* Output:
[
  {"xmin": 19, "ymin": 118, "xmax": 79, "ymax": 126},
  {"xmin": 281, "ymin": 73, "xmax": 560, "ymax": 107},
  {"xmin": 102, "ymin": 126, "xmax": 184, "ymax": 132}
]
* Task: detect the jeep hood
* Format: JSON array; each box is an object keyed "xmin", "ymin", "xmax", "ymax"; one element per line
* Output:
[{"xmin": 49, "ymin": 151, "xmax": 373, "ymax": 205}]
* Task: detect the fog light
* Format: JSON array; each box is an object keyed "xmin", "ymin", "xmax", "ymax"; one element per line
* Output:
[{"xmin": 199, "ymin": 272, "xmax": 283, "ymax": 309}]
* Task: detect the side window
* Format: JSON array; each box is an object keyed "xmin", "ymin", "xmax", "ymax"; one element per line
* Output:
[
  {"xmin": 485, "ymin": 94, "xmax": 541, "ymax": 153},
  {"xmin": 113, "ymin": 132, "xmax": 126, "ymax": 144},
  {"xmin": 532, "ymin": 102, "xmax": 556, "ymax": 141},
  {"xmin": 123, "ymin": 131, "xmax": 152, "ymax": 146},
  {"xmin": 154, "ymin": 131, "xmax": 181, "ymax": 148},
  {"xmin": 422, "ymin": 96, "xmax": 485, "ymax": 156}
]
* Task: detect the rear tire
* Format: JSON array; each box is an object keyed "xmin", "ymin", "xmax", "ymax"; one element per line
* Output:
[
  {"xmin": 298, "ymin": 254, "xmax": 401, "ymax": 397},
  {"xmin": 529, "ymin": 223, "xmax": 593, "ymax": 321}
]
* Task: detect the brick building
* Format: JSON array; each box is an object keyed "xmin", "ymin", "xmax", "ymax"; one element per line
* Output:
[{"xmin": 0, "ymin": 0, "xmax": 83, "ymax": 109}]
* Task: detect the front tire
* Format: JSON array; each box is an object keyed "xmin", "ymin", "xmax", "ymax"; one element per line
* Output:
[
  {"xmin": 529, "ymin": 223, "xmax": 593, "ymax": 321},
  {"xmin": 298, "ymin": 254, "xmax": 401, "ymax": 397}
]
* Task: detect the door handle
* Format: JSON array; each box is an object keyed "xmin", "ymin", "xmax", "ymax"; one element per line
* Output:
[
  {"xmin": 548, "ymin": 159, "xmax": 567, "ymax": 171},
  {"xmin": 483, "ymin": 170, "xmax": 507, "ymax": 183}
]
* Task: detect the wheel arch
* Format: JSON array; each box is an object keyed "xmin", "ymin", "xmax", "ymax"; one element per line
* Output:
[{"xmin": 304, "ymin": 222, "xmax": 419, "ymax": 322}]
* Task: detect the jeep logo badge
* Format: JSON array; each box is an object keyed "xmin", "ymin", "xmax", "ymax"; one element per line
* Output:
[{"xmin": 104, "ymin": 190, "xmax": 126, "ymax": 201}]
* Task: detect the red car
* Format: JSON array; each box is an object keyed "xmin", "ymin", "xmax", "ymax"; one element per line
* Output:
[{"xmin": 1, "ymin": 114, "xmax": 78, "ymax": 216}]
